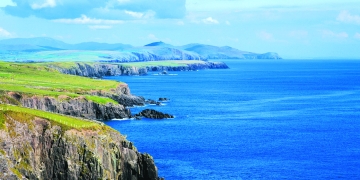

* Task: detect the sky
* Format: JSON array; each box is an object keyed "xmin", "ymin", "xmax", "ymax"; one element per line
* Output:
[{"xmin": 1, "ymin": 0, "xmax": 360, "ymax": 59}]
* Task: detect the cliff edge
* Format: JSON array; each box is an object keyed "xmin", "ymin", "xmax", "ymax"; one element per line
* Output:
[
  {"xmin": 50, "ymin": 60, "xmax": 229, "ymax": 77},
  {"xmin": 0, "ymin": 62, "xmax": 163, "ymax": 179},
  {"xmin": 0, "ymin": 105, "xmax": 162, "ymax": 180}
]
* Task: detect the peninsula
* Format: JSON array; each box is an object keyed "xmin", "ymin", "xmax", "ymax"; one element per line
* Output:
[
  {"xmin": 0, "ymin": 37, "xmax": 281, "ymax": 179},
  {"xmin": 0, "ymin": 61, "xmax": 162, "ymax": 179}
]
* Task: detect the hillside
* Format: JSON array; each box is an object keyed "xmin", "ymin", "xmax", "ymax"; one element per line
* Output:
[
  {"xmin": 0, "ymin": 61, "xmax": 163, "ymax": 179},
  {"xmin": 0, "ymin": 61, "xmax": 148, "ymax": 120},
  {"xmin": 0, "ymin": 37, "xmax": 282, "ymax": 61}
]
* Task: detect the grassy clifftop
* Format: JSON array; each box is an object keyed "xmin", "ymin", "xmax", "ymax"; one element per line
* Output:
[
  {"xmin": 0, "ymin": 104, "xmax": 103, "ymax": 131},
  {"xmin": 0, "ymin": 61, "xmax": 161, "ymax": 180},
  {"xmin": 0, "ymin": 61, "xmax": 120, "ymax": 105}
]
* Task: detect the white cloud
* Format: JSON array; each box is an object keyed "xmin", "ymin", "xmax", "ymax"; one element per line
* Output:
[
  {"xmin": 148, "ymin": 34, "xmax": 158, "ymax": 41},
  {"xmin": 54, "ymin": 15, "xmax": 124, "ymax": 24},
  {"xmin": 202, "ymin": 17, "xmax": 219, "ymax": 24},
  {"xmin": 31, "ymin": 0, "xmax": 56, "ymax": 10},
  {"xmin": 0, "ymin": 0, "xmax": 15, "ymax": 7},
  {"xmin": 117, "ymin": 0, "xmax": 131, "ymax": 4},
  {"xmin": 289, "ymin": 30, "xmax": 308, "ymax": 38},
  {"xmin": 177, "ymin": 21, "xmax": 185, "ymax": 25},
  {"xmin": 125, "ymin": 10, "xmax": 144, "ymax": 18},
  {"xmin": 355, "ymin": 33, "xmax": 360, "ymax": 39},
  {"xmin": 0, "ymin": 27, "xmax": 11, "ymax": 37},
  {"xmin": 258, "ymin": 31, "xmax": 273, "ymax": 41},
  {"xmin": 337, "ymin": 11, "xmax": 360, "ymax": 24},
  {"xmin": 89, "ymin": 25, "xmax": 112, "ymax": 30},
  {"xmin": 321, "ymin": 30, "xmax": 348, "ymax": 38},
  {"xmin": 225, "ymin": 21, "xmax": 231, "ymax": 25}
]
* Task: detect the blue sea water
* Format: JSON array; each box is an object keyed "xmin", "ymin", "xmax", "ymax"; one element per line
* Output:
[{"xmin": 104, "ymin": 60, "xmax": 360, "ymax": 179}]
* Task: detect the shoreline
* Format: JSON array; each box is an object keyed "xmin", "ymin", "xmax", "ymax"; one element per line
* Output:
[{"xmin": 49, "ymin": 60, "xmax": 229, "ymax": 77}]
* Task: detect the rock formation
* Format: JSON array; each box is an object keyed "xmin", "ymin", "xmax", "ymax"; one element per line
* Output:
[
  {"xmin": 0, "ymin": 111, "xmax": 162, "ymax": 180},
  {"xmin": 50, "ymin": 61, "xmax": 229, "ymax": 77},
  {"xmin": 1, "ymin": 84, "xmax": 146, "ymax": 121},
  {"xmin": 135, "ymin": 109, "xmax": 174, "ymax": 119}
]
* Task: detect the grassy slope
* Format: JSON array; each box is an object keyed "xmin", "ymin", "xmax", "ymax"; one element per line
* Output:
[
  {"xmin": 0, "ymin": 104, "xmax": 101, "ymax": 130},
  {"xmin": 0, "ymin": 61, "xmax": 127, "ymax": 130},
  {"xmin": 0, "ymin": 61, "xmax": 119, "ymax": 104}
]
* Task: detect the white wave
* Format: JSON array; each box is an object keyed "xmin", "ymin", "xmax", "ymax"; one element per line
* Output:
[{"xmin": 111, "ymin": 118, "xmax": 132, "ymax": 121}]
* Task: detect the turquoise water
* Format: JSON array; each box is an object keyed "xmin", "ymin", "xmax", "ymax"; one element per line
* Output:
[{"xmin": 105, "ymin": 60, "xmax": 360, "ymax": 179}]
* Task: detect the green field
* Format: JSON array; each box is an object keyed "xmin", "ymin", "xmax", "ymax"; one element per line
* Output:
[
  {"xmin": 0, "ymin": 104, "xmax": 101, "ymax": 130},
  {"xmin": 0, "ymin": 61, "xmax": 121, "ymax": 105}
]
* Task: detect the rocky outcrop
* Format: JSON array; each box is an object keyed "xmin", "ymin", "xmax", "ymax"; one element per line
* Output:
[
  {"xmin": 0, "ymin": 83, "xmax": 147, "ymax": 121},
  {"xmin": 135, "ymin": 109, "xmax": 174, "ymax": 119},
  {"xmin": 158, "ymin": 98, "xmax": 169, "ymax": 101},
  {"xmin": 90, "ymin": 84, "xmax": 146, "ymax": 107},
  {"xmin": 51, "ymin": 61, "xmax": 229, "ymax": 77},
  {"xmin": 2, "ymin": 92, "xmax": 131, "ymax": 121},
  {"xmin": 109, "ymin": 94, "xmax": 145, "ymax": 107},
  {"xmin": 0, "ymin": 111, "xmax": 162, "ymax": 180}
]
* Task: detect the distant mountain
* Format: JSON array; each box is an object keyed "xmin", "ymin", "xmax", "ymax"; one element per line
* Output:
[
  {"xmin": 0, "ymin": 37, "xmax": 132, "ymax": 51},
  {"xmin": 0, "ymin": 37, "xmax": 282, "ymax": 61},
  {"xmin": 144, "ymin": 41, "xmax": 173, "ymax": 47},
  {"xmin": 182, "ymin": 44, "xmax": 281, "ymax": 59},
  {"xmin": 72, "ymin": 42, "xmax": 132, "ymax": 50},
  {"xmin": 0, "ymin": 37, "xmax": 69, "ymax": 50}
]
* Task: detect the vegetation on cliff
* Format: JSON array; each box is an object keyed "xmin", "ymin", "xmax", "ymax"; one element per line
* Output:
[
  {"xmin": 0, "ymin": 104, "xmax": 160, "ymax": 180},
  {"xmin": 0, "ymin": 61, "xmax": 161, "ymax": 179},
  {"xmin": 0, "ymin": 61, "xmax": 119, "ymax": 105},
  {"xmin": 0, "ymin": 104, "xmax": 100, "ymax": 130}
]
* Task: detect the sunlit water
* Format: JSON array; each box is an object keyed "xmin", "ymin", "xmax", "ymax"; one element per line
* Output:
[{"xmin": 105, "ymin": 60, "xmax": 360, "ymax": 179}]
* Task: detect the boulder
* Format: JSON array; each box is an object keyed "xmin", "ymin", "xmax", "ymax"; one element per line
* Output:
[
  {"xmin": 136, "ymin": 109, "xmax": 174, "ymax": 119},
  {"xmin": 158, "ymin": 98, "xmax": 169, "ymax": 101}
]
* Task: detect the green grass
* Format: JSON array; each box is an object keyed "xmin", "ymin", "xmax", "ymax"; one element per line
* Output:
[
  {"xmin": 115, "ymin": 60, "xmax": 207, "ymax": 68},
  {"xmin": 85, "ymin": 95, "xmax": 118, "ymax": 105},
  {"xmin": 0, "ymin": 104, "xmax": 100, "ymax": 129},
  {"xmin": 0, "ymin": 111, "xmax": 5, "ymax": 130},
  {"xmin": 0, "ymin": 61, "xmax": 121, "ymax": 105}
]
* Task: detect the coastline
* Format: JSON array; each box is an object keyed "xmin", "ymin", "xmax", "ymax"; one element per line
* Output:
[
  {"xmin": 0, "ymin": 60, "xmax": 229, "ymax": 179},
  {"xmin": 0, "ymin": 61, "xmax": 166, "ymax": 179},
  {"xmin": 49, "ymin": 60, "xmax": 229, "ymax": 77}
]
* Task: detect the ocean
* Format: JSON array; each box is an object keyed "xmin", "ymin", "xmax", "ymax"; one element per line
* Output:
[{"xmin": 104, "ymin": 59, "xmax": 360, "ymax": 179}]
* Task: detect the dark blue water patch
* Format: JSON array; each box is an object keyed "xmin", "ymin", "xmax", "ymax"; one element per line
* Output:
[{"xmin": 105, "ymin": 59, "xmax": 360, "ymax": 179}]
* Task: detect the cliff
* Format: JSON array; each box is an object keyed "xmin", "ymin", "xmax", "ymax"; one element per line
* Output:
[
  {"xmin": 0, "ymin": 61, "xmax": 166, "ymax": 179},
  {"xmin": 0, "ymin": 106, "xmax": 161, "ymax": 180},
  {"xmin": 50, "ymin": 61, "xmax": 229, "ymax": 77},
  {"xmin": 0, "ymin": 61, "xmax": 147, "ymax": 120},
  {"xmin": 1, "ymin": 84, "xmax": 145, "ymax": 121}
]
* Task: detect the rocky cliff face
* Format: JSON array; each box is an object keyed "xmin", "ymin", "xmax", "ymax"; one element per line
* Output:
[
  {"xmin": 2, "ymin": 93, "xmax": 132, "ymax": 121},
  {"xmin": 0, "ymin": 111, "xmax": 162, "ymax": 180},
  {"xmin": 1, "ymin": 84, "xmax": 146, "ymax": 121},
  {"xmin": 51, "ymin": 61, "xmax": 229, "ymax": 77}
]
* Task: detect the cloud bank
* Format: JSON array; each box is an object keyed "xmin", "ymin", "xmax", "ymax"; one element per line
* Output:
[
  {"xmin": 2, "ymin": 0, "xmax": 186, "ymax": 20},
  {"xmin": 0, "ymin": 27, "xmax": 11, "ymax": 37},
  {"xmin": 337, "ymin": 11, "xmax": 360, "ymax": 24}
]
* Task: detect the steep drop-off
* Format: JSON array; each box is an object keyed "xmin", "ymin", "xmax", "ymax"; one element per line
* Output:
[
  {"xmin": 0, "ymin": 84, "xmax": 145, "ymax": 121},
  {"xmin": 0, "ymin": 61, "xmax": 164, "ymax": 179},
  {"xmin": 0, "ymin": 108, "xmax": 161, "ymax": 180},
  {"xmin": 50, "ymin": 61, "xmax": 229, "ymax": 77}
]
